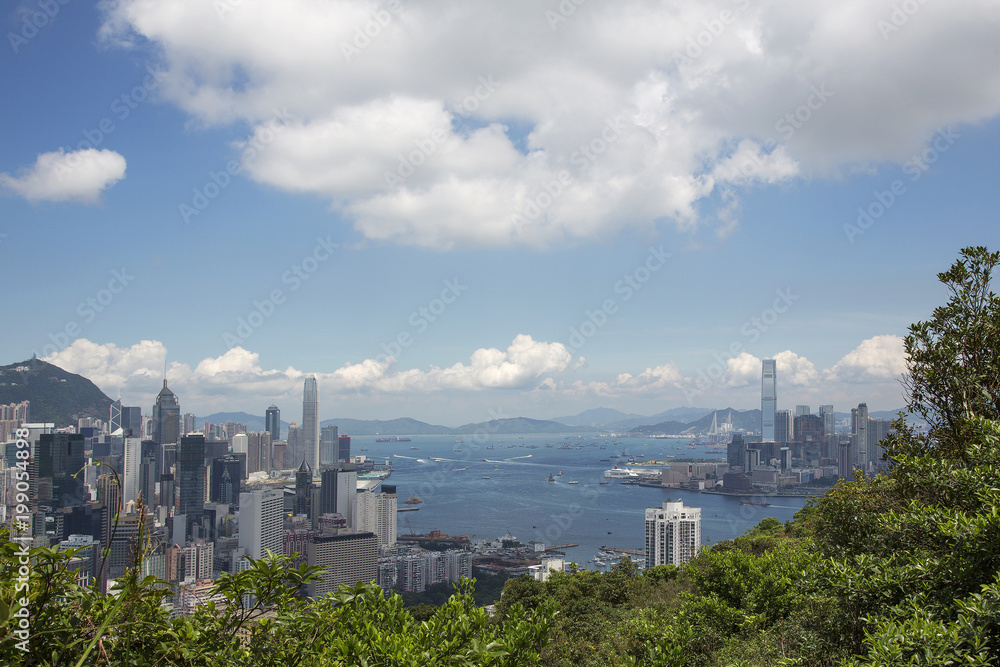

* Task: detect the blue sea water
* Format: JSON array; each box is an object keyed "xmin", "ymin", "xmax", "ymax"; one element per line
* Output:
[{"xmin": 357, "ymin": 433, "xmax": 811, "ymax": 567}]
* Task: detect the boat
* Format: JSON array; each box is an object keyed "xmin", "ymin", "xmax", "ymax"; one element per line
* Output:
[
  {"xmin": 604, "ymin": 465, "xmax": 641, "ymax": 479},
  {"xmin": 556, "ymin": 471, "xmax": 563, "ymax": 476},
  {"xmin": 599, "ymin": 481, "xmax": 609, "ymax": 485},
  {"xmin": 568, "ymin": 481, "xmax": 579, "ymax": 484},
  {"xmin": 376, "ymin": 436, "xmax": 411, "ymax": 442},
  {"xmin": 546, "ymin": 473, "xmax": 556, "ymax": 483},
  {"xmin": 404, "ymin": 497, "xmax": 422, "ymax": 504},
  {"xmin": 739, "ymin": 500, "xmax": 771, "ymax": 507},
  {"xmin": 482, "ymin": 476, "xmax": 491, "ymax": 479}
]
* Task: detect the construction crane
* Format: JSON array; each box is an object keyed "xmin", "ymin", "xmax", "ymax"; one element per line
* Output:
[{"xmin": 405, "ymin": 517, "xmax": 416, "ymax": 536}]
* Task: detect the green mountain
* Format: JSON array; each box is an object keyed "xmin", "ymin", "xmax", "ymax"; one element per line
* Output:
[{"xmin": 0, "ymin": 357, "xmax": 113, "ymax": 427}]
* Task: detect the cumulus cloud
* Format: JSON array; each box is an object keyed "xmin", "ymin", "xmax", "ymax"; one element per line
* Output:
[
  {"xmin": 0, "ymin": 149, "xmax": 126, "ymax": 204},
  {"xmin": 828, "ymin": 335, "xmax": 907, "ymax": 383},
  {"xmin": 97, "ymin": 0, "xmax": 1000, "ymax": 248}
]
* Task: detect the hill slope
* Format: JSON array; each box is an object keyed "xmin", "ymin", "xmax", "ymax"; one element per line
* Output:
[{"xmin": 0, "ymin": 357, "xmax": 113, "ymax": 427}]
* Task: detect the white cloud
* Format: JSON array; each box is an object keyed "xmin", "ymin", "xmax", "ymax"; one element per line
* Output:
[
  {"xmin": 0, "ymin": 149, "xmax": 126, "ymax": 204},
  {"xmin": 98, "ymin": 0, "xmax": 1000, "ymax": 248},
  {"xmin": 773, "ymin": 350, "xmax": 821, "ymax": 386},
  {"xmin": 828, "ymin": 335, "xmax": 907, "ymax": 383}
]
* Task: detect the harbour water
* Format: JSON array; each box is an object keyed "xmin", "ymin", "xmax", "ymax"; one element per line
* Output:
[{"xmin": 357, "ymin": 433, "xmax": 812, "ymax": 568}]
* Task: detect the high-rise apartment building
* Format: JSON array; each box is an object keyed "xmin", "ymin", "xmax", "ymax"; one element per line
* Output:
[
  {"xmin": 239, "ymin": 488, "xmax": 285, "ymax": 560},
  {"xmin": 355, "ymin": 483, "xmax": 397, "ymax": 547},
  {"xmin": 853, "ymin": 403, "xmax": 869, "ymax": 469},
  {"xmin": 265, "ymin": 404, "xmax": 281, "ymax": 443},
  {"xmin": 306, "ymin": 532, "xmax": 378, "ymax": 596},
  {"xmin": 761, "ymin": 359, "xmax": 776, "ymax": 441},
  {"xmin": 302, "ymin": 375, "xmax": 319, "ymax": 471},
  {"xmin": 182, "ymin": 413, "xmax": 197, "ymax": 436},
  {"xmin": 644, "ymin": 500, "xmax": 701, "ymax": 567},
  {"xmin": 795, "ymin": 405, "xmax": 811, "ymax": 417},
  {"xmin": 152, "ymin": 380, "xmax": 180, "ymax": 446}
]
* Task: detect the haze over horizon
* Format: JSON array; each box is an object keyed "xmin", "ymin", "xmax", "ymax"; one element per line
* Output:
[{"xmin": 4, "ymin": 1, "xmax": 998, "ymax": 423}]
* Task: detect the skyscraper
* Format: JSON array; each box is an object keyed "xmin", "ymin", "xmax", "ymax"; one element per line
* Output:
[
  {"xmin": 177, "ymin": 435, "xmax": 206, "ymax": 539},
  {"xmin": 774, "ymin": 410, "xmax": 793, "ymax": 443},
  {"xmin": 338, "ymin": 435, "xmax": 351, "ymax": 463},
  {"xmin": 122, "ymin": 436, "xmax": 142, "ymax": 509},
  {"xmin": 302, "ymin": 375, "xmax": 319, "ymax": 471},
  {"xmin": 286, "ymin": 422, "xmax": 302, "ymax": 468},
  {"xmin": 265, "ymin": 404, "xmax": 281, "ymax": 443},
  {"xmin": 761, "ymin": 359, "xmax": 776, "ymax": 441},
  {"xmin": 239, "ymin": 488, "xmax": 284, "ymax": 560},
  {"xmin": 819, "ymin": 405, "xmax": 836, "ymax": 459},
  {"xmin": 152, "ymin": 380, "xmax": 180, "ymax": 446},
  {"xmin": 854, "ymin": 402, "xmax": 869, "ymax": 469},
  {"xmin": 320, "ymin": 463, "xmax": 358, "ymax": 527},
  {"xmin": 320, "ymin": 425, "xmax": 339, "ymax": 467},
  {"xmin": 644, "ymin": 500, "xmax": 701, "ymax": 567}
]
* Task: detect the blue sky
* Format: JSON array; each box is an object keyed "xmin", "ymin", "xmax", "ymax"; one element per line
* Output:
[{"xmin": 2, "ymin": 0, "xmax": 998, "ymax": 426}]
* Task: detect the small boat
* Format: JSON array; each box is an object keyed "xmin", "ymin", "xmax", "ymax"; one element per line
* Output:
[
  {"xmin": 546, "ymin": 473, "xmax": 556, "ymax": 482},
  {"xmin": 599, "ymin": 481, "xmax": 609, "ymax": 485},
  {"xmin": 556, "ymin": 471, "xmax": 563, "ymax": 476},
  {"xmin": 568, "ymin": 481, "xmax": 579, "ymax": 485},
  {"xmin": 482, "ymin": 476, "xmax": 491, "ymax": 479},
  {"xmin": 739, "ymin": 500, "xmax": 771, "ymax": 507},
  {"xmin": 404, "ymin": 497, "xmax": 422, "ymax": 504}
]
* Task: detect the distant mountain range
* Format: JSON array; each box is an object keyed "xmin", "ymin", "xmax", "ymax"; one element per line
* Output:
[
  {"xmin": 0, "ymin": 358, "xmax": 113, "ymax": 427},
  {"xmin": 2, "ymin": 359, "xmax": 910, "ymax": 437}
]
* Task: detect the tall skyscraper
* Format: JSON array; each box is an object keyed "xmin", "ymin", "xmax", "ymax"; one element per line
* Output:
[
  {"xmin": 182, "ymin": 413, "xmax": 197, "ymax": 436},
  {"xmin": 644, "ymin": 500, "xmax": 701, "ymax": 567},
  {"xmin": 356, "ymin": 483, "xmax": 397, "ymax": 547},
  {"xmin": 819, "ymin": 405, "xmax": 835, "ymax": 435},
  {"xmin": 761, "ymin": 359, "xmax": 776, "ymax": 441},
  {"xmin": 774, "ymin": 410, "xmax": 793, "ymax": 443},
  {"xmin": 854, "ymin": 402, "xmax": 869, "ymax": 469},
  {"xmin": 320, "ymin": 425, "xmax": 339, "ymax": 467},
  {"xmin": 239, "ymin": 488, "xmax": 284, "ymax": 560},
  {"xmin": 152, "ymin": 380, "xmax": 180, "ymax": 446},
  {"xmin": 302, "ymin": 376, "xmax": 319, "ymax": 471},
  {"xmin": 286, "ymin": 422, "xmax": 302, "ymax": 469},
  {"xmin": 320, "ymin": 463, "xmax": 358, "ymax": 527},
  {"xmin": 265, "ymin": 404, "xmax": 281, "ymax": 443},
  {"xmin": 338, "ymin": 435, "xmax": 351, "ymax": 463},
  {"xmin": 122, "ymin": 436, "xmax": 142, "ymax": 509},
  {"xmin": 177, "ymin": 435, "xmax": 206, "ymax": 539},
  {"xmin": 35, "ymin": 433, "xmax": 87, "ymax": 508},
  {"xmin": 122, "ymin": 406, "xmax": 142, "ymax": 438},
  {"xmin": 110, "ymin": 399, "xmax": 122, "ymax": 433},
  {"xmin": 795, "ymin": 405, "xmax": 811, "ymax": 417}
]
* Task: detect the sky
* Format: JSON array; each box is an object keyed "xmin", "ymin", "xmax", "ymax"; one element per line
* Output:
[{"xmin": 2, "ymin": 0, "xmax": 999, "ymax": 427}]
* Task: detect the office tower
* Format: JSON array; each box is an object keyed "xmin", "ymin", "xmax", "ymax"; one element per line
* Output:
[
  {"xmin": 761, "ymin": 359, "xmax": 776, "ymax": 441},
  {"xmin": 239, "ymin": 488, "xmax": 284, "ymax": 560},
  {"xmin": 122, "ymin": 436, "xmax": 142, "ymax": 509},
  {"xmin": 320, "ymin": 425, "xmax": 339, "ymax": 467},
  {"xmin": 838, "ymin": 439, "xmax": 854, "ymax": 479},
  {"xmin": 774, "ymin": 410, "xmax": 793, "ymax": 443},
  {"xmin": 306, "ymin": 532, "xmax": 378, "ymax": 596},
  {"xmin": 295, "ymin": 460, "xmax": 313, "ymax": 517},
  {"xmin": 209, "ymin": 456, "xmax": 244, "ymax": 505},
  {"xmin": 338, "ymin": 435, "xmax": 351, "ymax": 463},
  {"xmin": 356, "ymin": 483, "xmax": 397, "ymax": 547},
  {"xmin": 177, "ymin": 435, "xmax": 206, "ymax": 538},
  {"xmin": 246, "ymin": 431, "xmax": 272, "ymax": 475},
  {"xmin": 795, "ymin": 405, "xmax": 811, "ymax": 417},
  {"xmin": 265, "ymin": 404, "xmax": 281, "ymax": 443},
  {"xmin": 110, "ymin": 399, "xmax": 122, "ymax": 433},
  {"xmin": 231, "ymin": 433, "xmax": 248, "ymax": 457},
  {"xmin": 34, "ymin": 433, "xmax": 87, "ymax": 508},
  {"xmin": 853, "ymin": 403, "xmax": 869, "ymax": 469},
  {"xmin": 819, "ymin": 405, "xmax": 836, "ymax": 459},
  {"xmin": 320, "ymin": 464, "xmax": 358, "ymax": 527},
  {"xmin": 152, "ymin": 380, "xmax": 180, "ymax": 446},
  {"xmin": 96, "ymin": 473, "xmax": 121, "ymax": 547},
  {"xmin": 644, "ymin": 500, "xmax": 701, "ymax": 567},
  {"xmin": 159, "ymin": 473, "xmax": 175, "ymax": 510},
  {"xmin": 182, "ymin": 413, "xmax": 196, "ymax": 436},
  {"xmin": 302, "ymin": 375, "xmax": 320, "ymax": 471},
  {"xmin": 726, "ymin": 434, "xmax": 746, "ymax": 470},
  {"xmin": 121, "ymin": 406, "xmax": 142, "ymax": 438},
  {"xmin": 139, "ymin": 449, "xmax": 157, "ymax": 510},
  {"xmin": 287, "ymin": 422, "xmax": 302, "ymax": 469}
]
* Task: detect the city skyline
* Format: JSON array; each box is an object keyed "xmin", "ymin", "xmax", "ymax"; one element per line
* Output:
[{"xmin": 4, "ymin": 2, "xmax": 999, "ymax": 423}]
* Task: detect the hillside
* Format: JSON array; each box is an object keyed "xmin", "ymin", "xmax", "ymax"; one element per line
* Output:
[{"xmin": 0, "ymin": 357, "xmax": 113, "ymax": 427}]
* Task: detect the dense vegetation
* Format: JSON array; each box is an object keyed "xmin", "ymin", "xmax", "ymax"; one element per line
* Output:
[{"xmin": 2, "ymin": 247, "xmax": 1000, "ymax": 665}]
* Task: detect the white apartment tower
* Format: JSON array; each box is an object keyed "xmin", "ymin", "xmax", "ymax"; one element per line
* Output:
[
  {"xmin": 645, "ymin": 500, "xmax": 702, "ymax": 567},
  {"xmin": 239, "ymin": 488, "xmax": 285, "ymax": 560}
]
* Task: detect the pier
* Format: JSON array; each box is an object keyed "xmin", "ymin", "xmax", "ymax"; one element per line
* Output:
[
  {"xmin": 545, "ymin": 543, "xmax": 579, "ymax": 551},
  {"xmin": 599, "ymin": 546, "xmax": 644, "ymax": 556}
]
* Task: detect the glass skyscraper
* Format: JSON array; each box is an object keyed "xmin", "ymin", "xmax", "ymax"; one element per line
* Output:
[
  {"xmin": 302, "ymin": 375, "xmax": 319, "ymax": 472},
  {"xmin": 761, "ymin": 359, "xmax": 776, "ymax": 441}
]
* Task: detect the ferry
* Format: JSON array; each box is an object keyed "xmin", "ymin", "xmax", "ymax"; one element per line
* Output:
[{"xmin": 739, "ymin": 500, "xmax": 771, "ymax": 507}]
